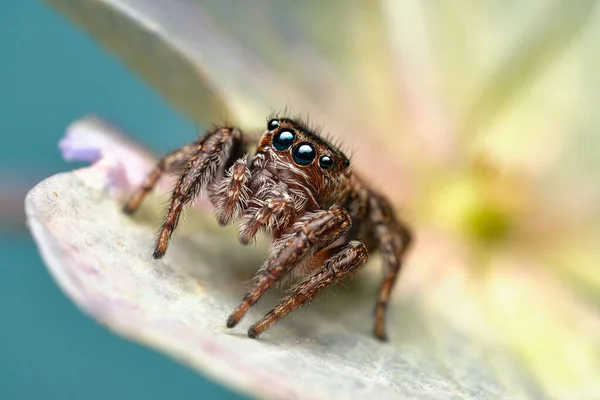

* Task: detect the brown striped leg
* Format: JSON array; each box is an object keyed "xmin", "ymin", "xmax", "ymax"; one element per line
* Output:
[
  {"xmin": 123, "ymin": 140, "xmax": 200, "ymax": 214},
  {"xmin": 226, "ymin": 205, "xmax": 352, "ymax": 329},
  {"xmin": 248, "ymin": 240, "xmax": 368, "ymax": 339},
  {"xmin": 369, "ymin": 193, "xmax": 412, "ymax": 341},
  {"xmin": 153, "ymin": 127, "xmax": 244, "ymax": 259}
]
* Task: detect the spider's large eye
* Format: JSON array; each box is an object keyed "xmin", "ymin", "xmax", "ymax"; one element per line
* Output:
[
  {"xmin": 319, "ymin": 155, "xmax": 334, "ymax": 169},
  {"xmin": 273, "ymin": 130, "xmax": 295, "ymax": 151},
  {"xmin": 292, "ymin": 142, "xmax": 316, "ymax": 166},
  {"xmin": 267, "ymin": 119, "xmax": 280, "ymax": 131}
]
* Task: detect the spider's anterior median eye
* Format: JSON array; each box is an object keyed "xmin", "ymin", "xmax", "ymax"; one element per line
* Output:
[
  {"xmin": 292, "ymin": 142, "xmax": 316, "ymax": 165},
  {"xmin": 318, "ymin": 155, "xmax": 334, "ymax": 169},
  {"xmin": 267, "ymin": 119, "xmax": 280, "ymax": 131},
  {"xmin": 273, "ymin": 130, "xmax": 295, "ymax": 151}
]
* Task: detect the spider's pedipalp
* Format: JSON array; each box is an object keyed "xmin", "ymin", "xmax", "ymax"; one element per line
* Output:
[
  {"xmin": 248, "ymin": 240, "xmax": 368, "ymax": 338},
  {"xmin": 237, "ymin": 190, "xmax": 296, "ymax": 245},
  {"xmin": 209, "ymin": 157, "xmax": 251, "ymax": 226},
  {"xmin": 226, "ymin": 205, "xmax": 352, "ymax": 329}
]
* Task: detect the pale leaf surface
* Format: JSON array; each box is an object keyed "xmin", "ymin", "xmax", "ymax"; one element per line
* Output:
[{"xmin": 25, "ymin": 118, "xmax": 545, "ymax": 400}]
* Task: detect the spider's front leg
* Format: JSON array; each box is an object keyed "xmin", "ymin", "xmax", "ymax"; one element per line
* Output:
[
  {"xmin": 248, "ymin": 240, "xmax": 368, "ymax": 339},
  {"xmin": 369, "ymin": 193, "xmax": 412, "ymax": 341},
  {"xmin": 150, "ymin": 127, "xmax": 246, "ymax": 259},
  {"xmin": 226, "ymin": 205, "xmax": 352, "ymax": 330},
  {"xmin": 123, "ymin": 140, "xmax": 201, "ymax": 214}
]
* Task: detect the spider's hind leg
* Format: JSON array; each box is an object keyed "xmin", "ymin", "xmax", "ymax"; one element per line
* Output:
[{"xmin": 369, "ymin": 192, "xmax": 412, "ymax": 341}]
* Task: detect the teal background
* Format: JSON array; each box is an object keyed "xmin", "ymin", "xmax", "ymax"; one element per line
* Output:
[{"xmin": 0, "ymin": 2, "xmax": 244, "ymax": 399}]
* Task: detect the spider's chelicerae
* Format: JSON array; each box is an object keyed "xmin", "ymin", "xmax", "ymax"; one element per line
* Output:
[{"xmin": 123, "ymin": 116, "xmax": 412, "ymax": 341}]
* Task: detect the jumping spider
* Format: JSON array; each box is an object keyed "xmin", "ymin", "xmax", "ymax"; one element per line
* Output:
[{"xmin": 123, "ymin": 116, "xmax": 412, "ymax": 341}]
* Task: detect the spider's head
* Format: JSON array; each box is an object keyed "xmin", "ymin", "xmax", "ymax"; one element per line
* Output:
[{"xmin": 259, "ymin": 117, "xmax": 351, "ymax": 202}]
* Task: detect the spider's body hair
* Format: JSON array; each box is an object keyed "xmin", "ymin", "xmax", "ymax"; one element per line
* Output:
[{"xmin": 234, "ymin": 140, "xmax": 347, "ymax": 244}]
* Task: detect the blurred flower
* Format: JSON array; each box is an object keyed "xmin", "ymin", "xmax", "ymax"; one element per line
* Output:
[{"xmin": 44, "ymin": 0, "xmax": 600, "ymax": 397}]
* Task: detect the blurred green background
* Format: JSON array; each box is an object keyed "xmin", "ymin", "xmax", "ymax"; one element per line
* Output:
[{"xmin": 0, "ymin": 2, "xmax": 243, "ymax": 399}]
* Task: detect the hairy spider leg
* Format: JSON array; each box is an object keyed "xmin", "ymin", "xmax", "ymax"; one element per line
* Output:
[
  {"xmin": 123, "ymin": 140, "xmax": 201, "ymax": 214},
  {"xmin": 369, "ymin": 193, "xmax": 412, "ymax": 341},
  {"xmin": 153, "ymin": 127, "xmax": 245, "ymax": 259},
  {"xmin": 226, "ymin": 205, "xmax": 352, "ymax": 329},
  {"xmin": 248, "ymin": 240, "xmax": 368, "ymax": 338}
]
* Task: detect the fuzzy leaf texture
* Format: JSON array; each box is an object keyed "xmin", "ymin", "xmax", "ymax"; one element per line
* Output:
[{"xmin": 36, "ymin": 1, "xmax": 600, "ymax": 399}]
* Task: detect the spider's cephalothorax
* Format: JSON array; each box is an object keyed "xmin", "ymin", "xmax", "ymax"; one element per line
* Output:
[{"xmin": 123, "ymin": 116, "xmax": 412, "ymax": 341}]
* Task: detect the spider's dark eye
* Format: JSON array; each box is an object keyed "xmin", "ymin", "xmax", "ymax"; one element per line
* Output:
[
  {"xmin": 319, "ymin": 155, "xmax": 334, "ymax": 169},
  {"xmin": 272, "ymin": 130, "xmax": 295, "ymax": 151},
  {"xmin": 292, "ymin": 142, "xmax": 316, "ymax": 166},
  {"xmin": 267, "ymin": 119, "xmax": 280, "ymax": 131}
]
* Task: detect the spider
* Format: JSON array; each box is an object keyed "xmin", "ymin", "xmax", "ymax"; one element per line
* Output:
[{"xmin": 123, "ymin": 115, "xmax": 412, "ymax": 341}]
